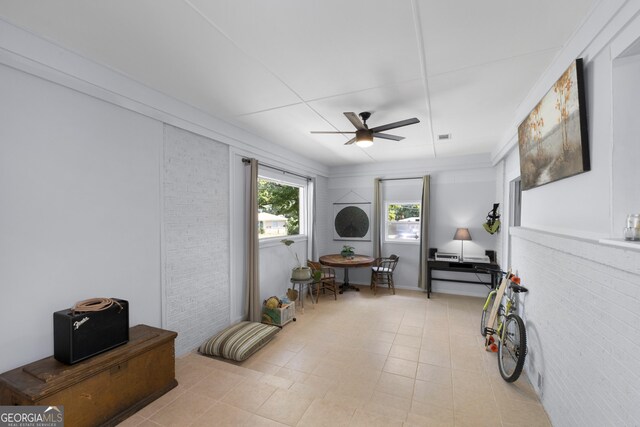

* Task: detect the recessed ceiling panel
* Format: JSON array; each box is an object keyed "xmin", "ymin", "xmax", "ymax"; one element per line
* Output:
[
  {"xmin": 0, "ymin": 0, "xmax": 597, "ymax": 167},
  {"xmin": 0, "ymin": 0, "xmax": 300, "ymax": 117},
  {"xmin": 188, "ymin": 0, "xmax": 423, "ymax": 102},
  {"xmin": 308, "ymin": 80, "xmax": 429, "ymax": 136},
  {"xmin": 427, "ymin": 49, "xmax": 559, "ymax": 157},
  {"xmin": 231, "ymin": 103, "xmax": 375, "ymax": 166},
  {"xmin": 418, "ymin": 0, "xmax": 596, "ymax": 76}
]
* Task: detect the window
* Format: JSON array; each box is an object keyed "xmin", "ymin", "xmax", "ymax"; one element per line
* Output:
[
  {"xmin": 385, "ymin": 202, "xmax": 421, "ymax": 242},
  {"xmin": 258, "ymin": 175, "xmax": 306, "ymax": 239}
]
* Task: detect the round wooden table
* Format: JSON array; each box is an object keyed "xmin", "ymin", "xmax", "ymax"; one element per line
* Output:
[{"xmin": 319, "ymin": 254, "xmax": 375, "ymax": 293}]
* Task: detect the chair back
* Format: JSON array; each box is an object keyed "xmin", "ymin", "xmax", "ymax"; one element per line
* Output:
[
  {"xmin": 307, "ymin": 260, "xmax": 338, "ymax": 300},
  {"xmin": 307, "ymin": 260, "xmax": 322, "ymax": 272},
  {"xmin": 379, "ymin": 255, "xmax": 399, "ymax": 272},
  {"xmin": 373, "ymin": 255, "xmax": 399, "ymax": 272}
]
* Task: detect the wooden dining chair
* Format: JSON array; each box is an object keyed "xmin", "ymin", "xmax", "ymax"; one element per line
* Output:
[
  {"xmin": 370, "ymin": 254, "xmax": 399, "ymax": 295},
  {"xmin": 307, "ymin": 260, "xmax": 338, "ymax": 301}
]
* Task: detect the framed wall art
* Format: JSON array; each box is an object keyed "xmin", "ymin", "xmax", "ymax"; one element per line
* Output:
[
  {"xmin": 333, "ymin": 202, "xmax": 371, "ymax": 241},
  {"xmin": 518, "ymin": 58, "xmax": 590, "ymax": 191}
]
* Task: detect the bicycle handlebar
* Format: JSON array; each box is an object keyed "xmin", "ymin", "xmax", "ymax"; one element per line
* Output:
[
  {"xmin": 474, "ymin": 266, "xmax": 523, "ymax": 285},
  {"xmin": 474, "ymin": 266, "xmax": 504, "ymax": 275}
]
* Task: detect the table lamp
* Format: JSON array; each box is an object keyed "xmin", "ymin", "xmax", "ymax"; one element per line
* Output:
[{"xmin": 453, "ymin": 228, "xmax": 471, "ymax": 261}]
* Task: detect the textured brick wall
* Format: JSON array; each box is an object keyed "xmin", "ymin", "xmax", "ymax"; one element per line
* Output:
[
  {"xmin": 163, "ymin": 124, "xmax": 229, "ymax": 355},
  {"xmin": 511, "ymin": 227, "xmax": 640, "ymax": 426}
]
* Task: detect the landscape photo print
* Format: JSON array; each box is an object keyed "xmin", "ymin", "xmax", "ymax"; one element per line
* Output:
[{"xmin": 518, "ymin": 58, "xmax": 590, "ymax": 191}]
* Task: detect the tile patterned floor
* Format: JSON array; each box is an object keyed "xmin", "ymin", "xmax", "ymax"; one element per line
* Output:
[{"xmin": 118, "ymin": 287, "xmax": 551, "ymax": 426}]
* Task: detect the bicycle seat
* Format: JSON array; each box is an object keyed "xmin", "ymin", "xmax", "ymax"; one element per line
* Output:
[{"xmin": 509, "ymin": 283, "xmax": 529, "ymax": 293}]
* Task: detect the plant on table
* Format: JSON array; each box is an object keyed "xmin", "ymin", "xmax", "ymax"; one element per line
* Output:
[{"xmin": 341, "ymin": 245, "xmax": 355, "ymax": 258}]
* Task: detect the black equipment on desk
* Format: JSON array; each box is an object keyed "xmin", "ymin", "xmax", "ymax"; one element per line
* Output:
[
  {"xmin": 53, "ymin": 298, "xmax": 129, "ymax": 364},
  {"xmin": 426, "ymin": 249, "xmax": 500, "ymax": 298}
]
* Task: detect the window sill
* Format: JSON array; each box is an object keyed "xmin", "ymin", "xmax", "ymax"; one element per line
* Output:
[
  {"xmin": 259, "ymin": 235, "xmax": 308, "ymax": 249},
  {"xmin": 384, "ymin": 240, "xmax": 421, "ymax": 245}
]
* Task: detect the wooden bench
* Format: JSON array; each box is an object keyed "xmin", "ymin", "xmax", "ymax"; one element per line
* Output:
[{"xmin": 0, "ymin": 324, "xmax": 177, "ymax": 427}]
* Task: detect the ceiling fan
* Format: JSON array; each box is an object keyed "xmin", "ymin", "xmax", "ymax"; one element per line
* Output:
[{"xmin": 311, "ymin": 112, "xmax": 420, "ymax": 147}]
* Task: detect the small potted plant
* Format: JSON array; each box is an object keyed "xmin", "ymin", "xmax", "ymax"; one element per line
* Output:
[
  {"xmin": 340, "ymin": 245, "xmax": 355, "ymax": 259},
  {"xmin": 281, "ymin": 239, "xmax": 311, "ymax": 280}
]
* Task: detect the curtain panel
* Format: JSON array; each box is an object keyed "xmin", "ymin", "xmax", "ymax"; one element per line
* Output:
[
  {"xmin": 246, "ymin": 158, "xmax": 261, "ymax": 322},
  {"xmin": 418, "ymin": 175, "xmax": 430, "ymax": 290},
  {"xmin": 372, "ymin": 178, "xmax": 382, "ymax": 259}
]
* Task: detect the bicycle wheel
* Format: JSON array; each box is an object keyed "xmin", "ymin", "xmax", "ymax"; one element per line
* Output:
[
  {"xmin": 498, "ymin": 313, "xmax": 527, "ymax": 382},
  {"xmin": 480, "ymin": 292, "xmax": 496, "ymax": 336}
]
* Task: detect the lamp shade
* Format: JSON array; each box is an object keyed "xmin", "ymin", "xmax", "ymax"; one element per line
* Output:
[{"xmin": 453, "ymin": 228, "xmax": 471, "ymax": 241}]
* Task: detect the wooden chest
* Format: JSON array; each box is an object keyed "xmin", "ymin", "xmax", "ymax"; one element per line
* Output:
[{"xmin": 0, "ymin": 324, "xmax": 177, "ymax": 427}]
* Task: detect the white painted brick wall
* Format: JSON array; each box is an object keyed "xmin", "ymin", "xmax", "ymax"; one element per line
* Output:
[
  {"xmin": 163, "ymin": 124, "xmax": 229, "ymax": 355},
  {"xmin": 511, "ymin": 227, "xmax": 640, "ymax": 427}
]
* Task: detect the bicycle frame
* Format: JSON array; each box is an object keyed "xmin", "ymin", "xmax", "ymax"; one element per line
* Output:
[
  {"xmin": 483, "ymin": 287, "xmax": 515, "ymax": 342},
  {"xmin": 480, "ymin": 268, "xmax": 529, "ymax": 382},
  {"xmin": 484, "ymin": 271, "xmax": 506, "ymax": 345},
  {"xmin": 483, "ymin": 269, "xmax": 517, "ymax": 348}
]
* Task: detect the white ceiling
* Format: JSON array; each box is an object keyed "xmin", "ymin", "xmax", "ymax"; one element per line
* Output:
[{"xmin": 0, "ymin": 0, "xmax": 597, "ymax": 167}]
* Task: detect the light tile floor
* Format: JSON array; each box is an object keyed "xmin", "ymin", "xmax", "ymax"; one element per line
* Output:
[{"xmin": 118, "ymin": 287, "xmax": 551, "ymax": 427}]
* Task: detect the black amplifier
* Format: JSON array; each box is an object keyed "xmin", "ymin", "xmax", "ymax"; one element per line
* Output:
[{"xmin": 53, "ymin": 298, "xmax": 129, "ymax": 364}]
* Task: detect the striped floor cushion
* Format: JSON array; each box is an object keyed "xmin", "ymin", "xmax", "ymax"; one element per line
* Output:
[{"xmin": 199, "ymin": 321, "xmax": 280, "ymax": 362}]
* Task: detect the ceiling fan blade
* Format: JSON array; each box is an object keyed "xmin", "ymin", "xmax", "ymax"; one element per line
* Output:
[
  {"xmin": 344, "ymin": 137, "xmax": 357, "ymax": 145},
  {"xmin": 370, "ymin": 117, "xmax": 420, "ymax": 133},
  {"xmin": 310, "ymin": 131, "xmax": 355, "ymax": 134},
  {"xmin": 373, "ymin": 133, "xmax": 404, "ymax": 141},
  {"xmin": 344, "ymin": 112, "xmax": 365, "ymax": 130}
]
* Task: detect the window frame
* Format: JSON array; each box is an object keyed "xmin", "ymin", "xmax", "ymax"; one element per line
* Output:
[
  {"xmin": 384, "ymin": 201, "xmax": 422, "ymax": 244},
  {"xmin": 257, "ymin": 169, "xmax": 308, "ymax": 245},
  {"xmin": 509, "ymin": 177, "xmax": 522, "ymax": 227}
]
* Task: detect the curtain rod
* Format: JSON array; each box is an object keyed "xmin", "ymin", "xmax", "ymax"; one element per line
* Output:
[
  {"xmin": 242, "ymin": 157, "xmax": 312, "ymax": 181},
  {"xmin": 379, "ymin": 176, "xmax": 423, "ymax": 182}
]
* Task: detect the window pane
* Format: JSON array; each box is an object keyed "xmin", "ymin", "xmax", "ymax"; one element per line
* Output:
[
  {"xmin": 258, "ymin": 178, "xmax": 301, "ymax": 238},
  {"xmin": 386, "ymin": 203, "xmax": 421, "ymax": 241}
]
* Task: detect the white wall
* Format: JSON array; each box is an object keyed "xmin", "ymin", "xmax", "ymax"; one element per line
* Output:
[
  {"xmin": 494, "ymin": 3, "xmax": 640, "ymax": 426},
  {"xmin": 0, "ymin": 63, "xmax": 328, "ymax": 371},
  {"xmin": 612, "ymin": 52, "xmax": 640, "ymax": 235},
  {"xmin": 430, "ymin": 169, "xmax": 499, "ymax": 296},
  {"xmin": 519, "ymin": 48, "xmax": 612, "ymax": 240},
  {"xmin": 162, "ymin": 125, "xmax": 230, "ymax": 355},
  {"xmin": 0, "ymin": 64, "xmax": 163, "ymax": 372},
  {"xmin": 0, "ymin": 20, "xmax": 329, "ymax": 370},
  {"xmin": 326, "ymin": 159, "xmax": 497, "ymax": 296}
]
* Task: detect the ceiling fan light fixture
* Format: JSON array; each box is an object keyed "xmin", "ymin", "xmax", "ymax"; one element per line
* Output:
[
  {"xmin": 355, "ymin": 137, "xmax": 373, "ymax": 148},
  {"xmin": 311, "ymin": 111, "xmax": 419, "ymax": 148},
  {"xmin": 355, "ymin": 129, "xmax": 374, "ymax": 148}
]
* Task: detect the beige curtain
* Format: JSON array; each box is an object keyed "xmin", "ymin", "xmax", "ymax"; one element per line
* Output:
[
  {"xmin": 418, "ymin": 175, "xmax": 431, "ymax": 290},
  {"xmin": 246, "ymin": 159, "xmax": 261, "ymax": 322},
  {"xmin": 308, "ymin": 178, "xmax": 318, "ymax": 260},
  {"xmin": 372, "ymin": 178, "xmax": 382, "ymax": 258}
]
